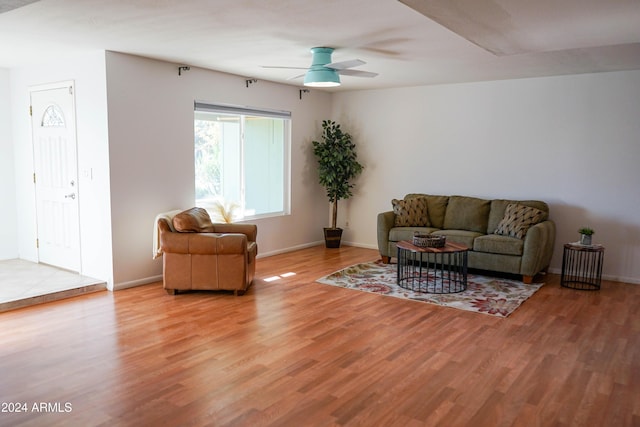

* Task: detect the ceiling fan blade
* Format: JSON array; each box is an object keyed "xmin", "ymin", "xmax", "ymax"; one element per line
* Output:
[
  {"xmin": 262, "ymin": 65, "xmax": 309, "ymax": 70},
  {"xmin": 337, "ymin": 69, "xmax": 378, "ymax": 78},
  {"xmin": 287, "ymin": 73, "xmax": 306, "ymax": 80},
  {"xmin": 262, "ymin": 48, "xmax": 378, "ymax": 83},
  {"xmin": 326, "ymin": 59, "xmax": 365, "ymax": 70}
]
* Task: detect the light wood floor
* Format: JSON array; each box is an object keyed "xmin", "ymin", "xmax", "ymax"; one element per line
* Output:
[{"xmin": 1, "ymin": 245, "xmax": 638, "ymax": 427}]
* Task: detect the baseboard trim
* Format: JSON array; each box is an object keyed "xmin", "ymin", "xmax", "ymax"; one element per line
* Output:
[
  {"xmin": 341, "ymin": 241, "xmax": 378, "ymax": 250},
  {"xmin": 547, "ymin": 267, "xmax": 639, "ymax": 285},
  {"xmin": 257, "ymin": 241, "xmax": 324, "ymax": 258},
  {"xmin": 259, "ymin": 241, "xmax": 378, "ymax": 257},
  {"xmin": 113, "ymin": 274, "xmax": 163, "ymax": 291}
]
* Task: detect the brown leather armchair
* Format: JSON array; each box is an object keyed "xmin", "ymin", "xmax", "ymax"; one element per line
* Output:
[{"xmin": 156, "ymin": 209, "xmax": 257, "ymax": 296}]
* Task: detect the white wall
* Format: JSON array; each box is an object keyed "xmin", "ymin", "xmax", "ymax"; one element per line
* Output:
[
  {"xmin": 333, "ymin": 70, "xmax": 640, "ymax": 284},
  {"xmin": 104, "ymin": 52, "xmax": 330, "ymax": 289},
  {"xmin": 9, "ymin": 51, "xmax": 113, "ymax": 284},
  {"xmin": 0, "ymin": 68, "xmax": 18, "ymax": 259},
  {"xmin": 7, "ymin": 51, "xmax": 638, "ymax": 287}
]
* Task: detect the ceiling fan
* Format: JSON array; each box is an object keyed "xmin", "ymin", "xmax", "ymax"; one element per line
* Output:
[{"xmin": 263, "ymin": 47, "xmax": 378, "ymax": 87}]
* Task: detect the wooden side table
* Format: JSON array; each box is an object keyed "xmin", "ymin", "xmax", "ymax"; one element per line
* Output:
[{"xmin": 561, "ymin": 243, "xmax": 605, "ymax": 290}]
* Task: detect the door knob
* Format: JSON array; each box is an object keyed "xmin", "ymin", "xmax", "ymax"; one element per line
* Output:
[{"xmin": 65, "ymin": 193, "xmax": 76, "ymax": 200}]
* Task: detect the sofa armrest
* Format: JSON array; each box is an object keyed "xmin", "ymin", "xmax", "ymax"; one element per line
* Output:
[
  {"xmin": 520, "ymin": 220, "xmax": 556, "ymax": 277},
  {"xmin": 377, "ymin": 211, "xmax": 395, "ymax": 258}
]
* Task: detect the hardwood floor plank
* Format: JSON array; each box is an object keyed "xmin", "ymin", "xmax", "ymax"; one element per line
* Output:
[{"xmin": 1, "ymin": 245, "xmax": 639, "ymax": 426}]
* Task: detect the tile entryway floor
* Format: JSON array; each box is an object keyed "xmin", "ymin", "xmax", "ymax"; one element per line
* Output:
[{"xmin": 0, "ymin": 259, "xmax": 107, "ymax": 312}]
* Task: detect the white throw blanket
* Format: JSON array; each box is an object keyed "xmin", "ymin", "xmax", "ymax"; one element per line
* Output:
[{"xmin": 152, "ymin": 210, "xmax": 182, "ymax": 259}]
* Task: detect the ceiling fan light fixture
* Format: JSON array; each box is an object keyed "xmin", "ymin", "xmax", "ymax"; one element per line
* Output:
[
  {"xmin": 304, "ymin": 68, "xmax": 341, "ymax": 87},
  {"xmin": 266, "ymin": 46, "xmax": 373, "ymax": 87}
]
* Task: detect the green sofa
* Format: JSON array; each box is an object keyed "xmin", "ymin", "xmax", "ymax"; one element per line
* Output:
[{"xmin": 377, "ymin": 194, "xmax": 556, "ymax": 283}]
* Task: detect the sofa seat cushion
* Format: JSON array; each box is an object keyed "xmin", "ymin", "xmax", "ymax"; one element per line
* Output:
[
  {"xmin": 392, "ymin": 198, "xmax": 430, "ymax": 227},
  {"xmin": 172, "ymin": 207, "xmax": 215, "ymax": 233},
  {"xmin": 443, "ymin": 196, "xmax": 491, "ymax": 234},
  {"xmin": 474, "ymin": 234, "xmax": 524, "ymax": 256},
  {"xmin": 389, "ymin": 227, "xmax": 440, "ymax": 242},
  {"xmin": 431, "ymin": 229, "xmax": 481, "ymax": 249}
]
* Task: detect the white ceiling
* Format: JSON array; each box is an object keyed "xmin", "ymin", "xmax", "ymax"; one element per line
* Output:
[{"xmin": 1, "ymin": 0, "xmax": 639, "ymax": 91}]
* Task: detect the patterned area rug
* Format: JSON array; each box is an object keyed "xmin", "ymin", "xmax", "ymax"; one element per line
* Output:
[{"xmin": 316, "ymin": 260, "xmax": 544, "ymax": 318}]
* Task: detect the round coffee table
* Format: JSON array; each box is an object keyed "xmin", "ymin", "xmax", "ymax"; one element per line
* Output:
[{"xmin": 396, "ymin": 240, "xmax": 469, "ymax": 294}]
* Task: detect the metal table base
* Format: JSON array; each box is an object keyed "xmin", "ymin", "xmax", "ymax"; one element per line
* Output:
[
  {"xmin": 397, "ymin": 241, "xmax": 468, "ymax": 294},
  {"xmin": 561, "ymin": 243, "xmax": 604, "ymax": 290}
]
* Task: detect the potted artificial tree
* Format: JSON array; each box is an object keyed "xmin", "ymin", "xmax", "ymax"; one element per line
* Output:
[{"xmin": 312, "ymin": 120, "xmax": 364, "ymax": 248}]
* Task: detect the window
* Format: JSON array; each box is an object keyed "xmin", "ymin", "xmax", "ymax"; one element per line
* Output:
[{"xmin": 194, "ymin": 102, "xmax": 291, "ymax": 220}]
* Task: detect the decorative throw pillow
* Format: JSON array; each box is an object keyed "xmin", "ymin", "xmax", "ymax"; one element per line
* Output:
[
  {"xmin": 494, "ymin": 203, "xmax": 545, "ymax": 239},
  {"xmin": 392, "ymin": 198, "xmax": 430, "ymax": 227},
  {"xmin": 172, "ymin": 207, "xmax": 215, "ymax": 232}
]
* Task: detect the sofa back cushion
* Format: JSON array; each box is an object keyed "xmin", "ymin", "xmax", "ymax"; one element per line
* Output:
[
  {"xmin": 443, "ymin": 195, "xmax": 491, "ymax": 233},
  {"xmin": 405, "ymin": 194, "xmax": 449, "ymax": 229},
  {"xmin": 172, "ymin": 207, "xmax": 215, "ymax": 233},
  {"xmin": 487, "ymin": 199, "xmax": 549, "ymax": 234}
]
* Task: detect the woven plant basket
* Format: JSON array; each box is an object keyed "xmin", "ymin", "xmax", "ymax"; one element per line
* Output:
[{"xmin": 413, "ymin": 233, "xmax": 446, "ymax": 248}]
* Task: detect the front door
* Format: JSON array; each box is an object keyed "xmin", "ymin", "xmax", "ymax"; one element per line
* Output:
[{"xmin": 30, "ymin": 82, "xmax": 80, "ymax": 272}]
